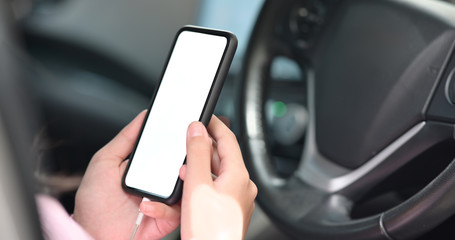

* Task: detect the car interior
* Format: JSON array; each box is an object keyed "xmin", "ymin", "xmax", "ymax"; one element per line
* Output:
[{"xmin": 3, "ymin": 0, "xmax": 455, "ymax": 239}]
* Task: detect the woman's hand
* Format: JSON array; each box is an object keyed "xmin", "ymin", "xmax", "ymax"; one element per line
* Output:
[
  {"xmin": 150, "ymin": 115, "xmax": 256, "ymax": 239},
  {"xmin": 73, "ymin": 111, "xmax": 180, "ymax": 240}
]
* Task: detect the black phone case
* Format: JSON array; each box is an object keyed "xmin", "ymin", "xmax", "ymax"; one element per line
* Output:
[{"xmin": 122, "ymin": 25, "xmax": 237, "ymax": 205}]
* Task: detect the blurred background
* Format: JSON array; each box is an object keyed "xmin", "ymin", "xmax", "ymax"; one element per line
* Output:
[
  {"xmin": 20, "ymin": 0, "xmax": 265, "ymax": 174},
  {"xmin": 20, "ymin": 0, "xmax": 264, "ymax": 197},
  {"xmin": 4, "ymin": 0, "xmax": 292, "ymax": 239}
]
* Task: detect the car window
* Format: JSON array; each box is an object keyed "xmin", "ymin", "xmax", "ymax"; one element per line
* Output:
[{"xmin": 197, "ymin": 0, "xmax": 264, "ymax": 73}]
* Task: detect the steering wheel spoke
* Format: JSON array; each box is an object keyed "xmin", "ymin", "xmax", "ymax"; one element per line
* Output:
[{"xmin": 296, "ymin": 74, "xmax": 455, "ymax": 197}]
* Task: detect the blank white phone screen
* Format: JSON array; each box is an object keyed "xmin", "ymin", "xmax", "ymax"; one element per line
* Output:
[{"xmin": 125, "ymin": 31, "xmax": 228, "ymax": 198}]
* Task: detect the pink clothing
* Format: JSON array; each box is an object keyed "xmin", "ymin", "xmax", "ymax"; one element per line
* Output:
[{"xmin": 36, "ymin": 194, "xmax": 93, "ymax": 240}]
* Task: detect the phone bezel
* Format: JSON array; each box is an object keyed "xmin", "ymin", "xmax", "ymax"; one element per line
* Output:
[{"xmin": 122, "ymin": 25, "xmax": 237, "ymax": 205}]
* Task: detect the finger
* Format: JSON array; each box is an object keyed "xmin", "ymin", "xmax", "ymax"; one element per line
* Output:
[
  {"xmin": 119, "ymin": 160, "xmax": 129, "ymax": 178},
  {"xmin": 207, "ymin": 116, "xmax": 245, "ymax": 176},
  {"xmin": 140, "ymin": 201, "xmax": 181, "ymax": 221},
  {"xmin": 97, "ymin": 110, "xmax": 146, "ymax": 161},
  {"xmin": 210, "ymin": 140, "xmax": 221, "ymax": 176},
  {"xmin": 179, "ymin": 164, "xmax": 187, "ymax": 181},
  {"xmin": 185, "ymin": 121, "xmax": 213, "ymax": 186},
  {"xmin": 217, "ymin": 116, "xmax": 231, "ymax": 128}
]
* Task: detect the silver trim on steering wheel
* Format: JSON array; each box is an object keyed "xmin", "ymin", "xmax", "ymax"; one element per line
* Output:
[{"xmin": 295, "ymin": 70, "xmax": 426, "ymax": 192}]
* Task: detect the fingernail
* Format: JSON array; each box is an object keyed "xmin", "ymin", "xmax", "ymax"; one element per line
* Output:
[{"xmin": 188, "ymin": 122, "xmax": 205, "ymax": 138}]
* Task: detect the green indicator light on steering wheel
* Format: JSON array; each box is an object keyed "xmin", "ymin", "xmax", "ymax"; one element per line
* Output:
[{"xmin": 271, "ymin": 101, "xmax": 287, "ymax": 118}]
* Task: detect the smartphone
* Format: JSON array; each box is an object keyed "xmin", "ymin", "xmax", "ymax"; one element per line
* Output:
[{"xmin": 122, "ymin": 26, "xmax": 237, "ymax": 204}]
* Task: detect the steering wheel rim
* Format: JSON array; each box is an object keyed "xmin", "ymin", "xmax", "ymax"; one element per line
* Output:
[{"xmin": 239, "ymin": 0, "xmax": 455, "ymax": 239}]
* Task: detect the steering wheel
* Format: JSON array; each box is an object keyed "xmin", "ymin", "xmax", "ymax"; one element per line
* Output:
[{"xmin": 239, "ymin": 0, "xmax": 455, "ymax": 239}]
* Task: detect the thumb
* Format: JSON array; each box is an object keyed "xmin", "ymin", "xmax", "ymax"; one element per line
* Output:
[{"xmin": 185, "ymin": 122, "xmax": 213, "ymax": 187}]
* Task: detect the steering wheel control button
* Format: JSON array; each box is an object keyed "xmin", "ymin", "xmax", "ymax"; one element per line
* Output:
[
  {"xmin": 444, "ymin": 67, "xmax": 455, "ymax": 105},
  {"xmin": 268, "ymin": 102, "xmax": 308, "ymax": 146}
]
